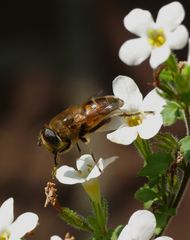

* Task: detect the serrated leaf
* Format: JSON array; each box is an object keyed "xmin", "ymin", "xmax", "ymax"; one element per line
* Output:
[
  {"xmin": 166, "ymin": 54, "xmax": 178, "ymax": 73},
  {"xmin": 180, "ymin": 136, "xmax": 190, "ymax": 163},
  {"xmin": 138, "ymin": 152, "xmax": 173, "ymax": 178},
  {"xmin": 162, "ymin": 102, "xmax": 182, "ymax": 126},
  {"xmin": 135, "ymin": 187, "xmax": 158, "ymax": 203},
  {"xmin": 155, "ymin": 133, "xmax": 179, "ymax": 153},
  {"xmin": 181, "ymin": 64, "xmax": 190, "ymax": 76},
  {"xmin": 159, "ymin": 69, "xmax": 174, "ymax": 82},
  {"xmin": 59, "ymin": 207, "xmax": 92, "ymax": 232}
]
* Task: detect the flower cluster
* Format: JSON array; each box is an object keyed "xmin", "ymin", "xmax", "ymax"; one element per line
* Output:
[
  {"xmin": 0, "ymin": 198, "xmax": 38, "ymax": 240},
  {"xmin": 45, "ymin": 1, "xmax": 190, "ymax": 239},
  {"xmin": 119, "ymin": 1, "xmax": 188, "ymax": 68},
  {"xmin": 2, "ymin": 1, "xmax": 190, "ymax": 240}
]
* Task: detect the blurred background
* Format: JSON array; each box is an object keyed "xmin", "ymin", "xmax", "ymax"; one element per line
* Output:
[{"xmin": 0, "ymin": 0, "xmax": 190, "ymax": 239}]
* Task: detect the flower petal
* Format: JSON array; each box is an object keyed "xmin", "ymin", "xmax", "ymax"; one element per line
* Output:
[
  {"xmin": 156, "ymin": 1, "xmax": 185, "ymax": 31},
  {"xmin": 9, "ymin": 212, "xmax": 38, "ymax": 240},
  {"xmin": 98, "ymin": 156, "xmax": 118, "ymax": 170},
  {"xmin": 119, "ymin": 38, "xmax": 151, "ymax": 66},
  {"xmin": 107, "ymin": 126, "xmax": 138, "ymax": 145},
  {"xmin": 167, "ymin": 25, "xmax": 188, "ymax": 49},
  {"xmin": 137, "ymin": 114, "xmax": 163, "ymax": 139},
  {"xmin": 143, "ymin": 89, "xmax": 165, "ymax": 113},
  {"xmin": 56, "ymin": 166, "xmax": 85, "ymax": 184},
  {"xmin": 86, "ymin": 156, "xmax": 118, "ymax": 181},
  {"xmin": 187, "ymin": 39, "xmax": 190, "ymax": 64},
  {"xmin": 117, "ymin": 224, "xmax": 133, "ymax": 240},
  {"xmin": 97, "ymin": 116, "xmax": 123, "ymax": 132},
  {"xmin": 124, "ymin": 8, "xmax": 154, "ymax": 37},
  {"xmin": 128, "ymin": 210, "xmax": 156, "ymax": 240},
  {"xmin": 149, "ymin": 45, "xmax": 170, "ymax": 69},
  {"xmin": 155, "ymin": 237, "xmax": 173, "ymax": 240},
  {"xmin": 112, "ymin": 76, "xmax": 143, "ymax": 112},
  {"xmin": 0, "ymin": 198, "xmax": 14, "ymax": 233},
  {"xmin": 50, "ymin": 236, "xmax": 63, "ymax": 240},
  {"xmin": 76, "ymin": 154, "xmax": 95, "ymax": 173}
]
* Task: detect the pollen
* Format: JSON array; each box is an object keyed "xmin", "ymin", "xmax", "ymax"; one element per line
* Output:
[
  {"xmin": 0, "ymin": 232, "xmax": 9, "ymax": 240},
  {"xmin": 147, "ymin": 28, "xmax": 166, "ymax": 47},
  {"xmin": 125, "ymin": 114, "xmax": 143, "ymax": 127}
]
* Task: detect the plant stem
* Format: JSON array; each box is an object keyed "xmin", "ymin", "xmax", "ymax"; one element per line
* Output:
[
  {"xmin": 158, "ymin": 163, "xmax": 190, "ymax": 236},
  {"xmin": 134, "ymin": 136, "xmax": 152, "ymax": 162},
  {"xmin": 92, "ymin": 200, "xmax": 108, "ymax": 236},
  {"xmin": 158, "ymin": 107, "xmax": 190, "ymax": 236},
  {"xmin": 183, "ymin": 107, "xmax": 190, "ymax": 136}
]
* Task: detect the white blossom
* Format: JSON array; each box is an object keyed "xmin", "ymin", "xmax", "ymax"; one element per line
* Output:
[
  {"xmin": 50, "ymin": 236, "xmax": 63, "ymax": 240},
  {"xmin": 118, "ymin": 210, "xmax": 173, "ymax": 240},
  {"xmin": 107, "ymin": 76, "xmax": 165, "ymax": 145},
  {"xmin": 0, "ymin": 198, "xmax": 39, "ymax": 240},
  {"xmin": 56, "ymin": 154, "xmax": 117, "ymax": 185},
  {"xmin": 119, "ymin": 1, "xmax": 188, "ymax": 68}
]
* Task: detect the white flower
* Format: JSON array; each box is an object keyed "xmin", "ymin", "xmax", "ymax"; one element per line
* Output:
[
  {"xmin": 118, "ymin": 210, "xmax": 173, "ymax": 240},
  {"xmin": 0, "ymin": 198, "xmax": 39, "ymax": 240},
  {"xmin": 51, "ymin": 236, "xmax": 63, "ymax": 240},
  {"xmin": 119, "ymin": 1, "xmax": 189, "ymax": 68},
  {"xmin": 187, "ymin": 38, "xmax": 190, "ymax": 63},
  {"xmin": 56, "ymin": 154, "xmax": 117, "ymax": 185},
  {"xmin": 107, "ymin": 76, "xmax": 165, "ymax": 145}
]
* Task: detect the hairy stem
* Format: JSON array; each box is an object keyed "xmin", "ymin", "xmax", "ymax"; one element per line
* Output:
[{"xmin": 134, "ymin": 136, "xmax": 152, "ymax": 162}]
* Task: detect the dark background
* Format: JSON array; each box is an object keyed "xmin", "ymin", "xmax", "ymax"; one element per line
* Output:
[{"xmin": 0, "ymin": 0, "xmax": 190, "ymax": 239}]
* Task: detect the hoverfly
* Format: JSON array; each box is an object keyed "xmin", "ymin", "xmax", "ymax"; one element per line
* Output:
[{"xmin": 38, "ymin": 95, "xmax": 124, "ymax": 164}]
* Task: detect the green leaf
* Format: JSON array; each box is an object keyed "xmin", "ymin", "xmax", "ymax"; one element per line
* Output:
[
  {"xmin": 155, "ymin": 133, "xmax": 179, "ymax": 154},
  {"xmin": 135, "ymin": 187, "xmax": 158, "ymax": 203},
  {"xmin": 154, "ymin": 207, "xmax": 176, "ymax": 234},
  {"xmin": 110, "ymin": 225, "xmax": 123, "ymax": 240},
  {"xmin": 180, "ymin": 136, "xmax": 190, "ymax": 163},
  {"xmin": 159, "ymin": 69, "xmax": 174, "ymax": 82},
  {"xmin": 59, "ymin": 207, "xmax": 92, "ymax": 232},
  {"xmin": 181, "ymin": 64, "xmax": 190, "ymax": 76},
  {"xmin": 165, "ymin": 54, "xmax": 178, "ymax": 73},
  {"xmin": 138, "ymin": 152, "xmax": 173, "ymax": 178},
  {"xmin": 162, "ymin": 102, "xmax": 182, "ymax": 126},
  {"xmin": 155, "ymin": 213, "xmax": 169, "ymax": 235}
]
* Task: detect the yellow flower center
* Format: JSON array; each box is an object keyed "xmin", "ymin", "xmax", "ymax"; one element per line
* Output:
[
  {"xmin": 0, "ymin": 231, "xmax": 9, "ymax": 240},
  {"xmin": 147, "ymin": 28, "xmax": 166, "ymax": 47},
  {"xmin": 125, "ymin": 113, "xmax": 144, "ymax": 127}
]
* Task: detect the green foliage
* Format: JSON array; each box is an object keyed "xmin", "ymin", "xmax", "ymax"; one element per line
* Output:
[
  {"xmin": 110, "ymin": 225, "xmax": 124, "ymax": 240},
  {"xmin": 138, "ymin": 152, "xmax": 173, "ymax": 178},
  {"xmin": 162, "ymin": 102, "xmax": 183, "ymax": 126},
  {"xmin": 154, "ymin": 207, "xmax": 176, "ymax": 234},
  {"xmin": 155, "ymin": 133, "xmax": 179, "ymax": 154},
  {"xmin": 59, "ymin": 207, "xmax": 92, "ymax": 232},
  {"xmin": 135, "ymin": 186, "xmax": 158, "ymax": 203},
  {"xmin": 158, "ymin": 55, "xmax": 190, "ymax": 106},
  {"xmin": 180, "ymin": 136, "xmax": 190, "ymax": 163},
  {"xmin": 165, "ymin": 54, "xmax": 178, "ymax": 73}
]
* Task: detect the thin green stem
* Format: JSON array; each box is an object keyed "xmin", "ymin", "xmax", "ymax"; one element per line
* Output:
[
  {"xmin": 134, "ymin": 136, "xmax": 152, "ymax": 162},
  {"xmin": 158, "ymin": 164, "xmax": 190, "ymax": 236},
  {"xmin": 91, "ymin": 200, "xmax": 108, "ymax": 236},
  {"xmin": 158, "ymin": 107, "xmax": 190, "ymax": 236},
  {"xmin": 183, "ymin": 107, "xmax": 190, "ymax": 136}
]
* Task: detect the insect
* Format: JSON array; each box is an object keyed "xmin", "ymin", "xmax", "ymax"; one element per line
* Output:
[{"xmin": 38, "ymin": 95, "xmax": 124, "ymax": 164}]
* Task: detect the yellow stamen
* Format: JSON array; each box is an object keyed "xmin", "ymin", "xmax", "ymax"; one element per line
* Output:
[
  {"xmin": 147, "ymin": 28, "xmax": 166, "ymax": 47},
  {"xmin": 125, "ymin": 114, "xmax": 143, "ymax": 127},
  {"xmin": 0, "ymin": 232, "xmax": 9, "ymax": 240}
]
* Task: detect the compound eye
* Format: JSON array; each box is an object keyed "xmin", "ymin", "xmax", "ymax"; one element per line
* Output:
[{"xmin": 43, "ymin": 128, "xmax": 61, "ymax": 147}]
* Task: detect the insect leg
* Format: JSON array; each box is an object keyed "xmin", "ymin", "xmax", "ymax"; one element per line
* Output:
[{"xmin": 76, "ymin": 142, "xmax": 81, "ymax": 153}]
